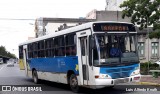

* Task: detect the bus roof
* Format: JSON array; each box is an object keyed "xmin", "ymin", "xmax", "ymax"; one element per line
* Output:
[{"xmin": 19, "ymin": 21, "xmax": 134, "ymax": 46}]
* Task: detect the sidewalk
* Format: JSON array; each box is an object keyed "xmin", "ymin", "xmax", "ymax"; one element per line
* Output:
[{"xmin": 138, "ymin": 75, "xmax": 160, "ymax": 86}]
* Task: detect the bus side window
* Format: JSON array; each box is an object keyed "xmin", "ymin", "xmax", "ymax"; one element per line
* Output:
[
  {"xmin": 65, "ymin": 35, "xmax": 69, "ymax": 56},
  {"xmin": 51, "ymin": 38, "xmax": 54, "ymax": 57},
  {"xmin": 28, "ymin": 43, "xmax": 33, "ymax": 58},
  {"xmin": 72, "ymin": 35, "xmax": 77, "ymax": 55},
  {"xmin": 54, "ymin": 37, "xmax": 58, "ymax": 56},
  {"xmin": 33, "ymin": 42, "xmax": 38, "ymax": 58},
  {"xmin": 72, "ymin": 45, "xmax": 76, "ymax": 56},
  {"xmin": 45, "ymin": 38, "xmax": 53, "ymax": 57},
  {"xmin": 65, "ymin": 33, "xmax": 76, "ymax": 56},
  {"xmin": 45, "ymin": 39, "xmax": 48, "ymax": 57},
  {"xmin": 19, "ymin": 46, "xmax": 23, "ymax": 59},
  {"xmin": 41, "ymin": 40, "xmax": 45, "ymax": 57},
  {"xmin": 37, "ymin": 40, "xmax": 45, "ymax": 58},
  {"xmin": 38, "ymin": 41, "xmax": 40, "ymax": 57},
  {"xmin": 58, "ymin": 36, "xmax": 65, "ymax": 56}
]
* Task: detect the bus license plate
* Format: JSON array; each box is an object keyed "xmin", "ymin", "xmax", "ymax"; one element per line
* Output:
[{"xmin": 114, "ymin": 78, "xmax": 129, "ymax": 84}]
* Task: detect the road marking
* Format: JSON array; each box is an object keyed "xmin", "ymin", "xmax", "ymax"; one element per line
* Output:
[{"xmin": 0, "ymin": 65, "xmax": 5, "ymax": 70}]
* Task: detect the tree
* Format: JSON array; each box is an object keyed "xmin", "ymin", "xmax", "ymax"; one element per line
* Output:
[
  {"xmin": 7, "ymin": 52, "xmax": 17, "ymax": 59},
  {"xmin": 120, "ymin": 0, "xmax": 160, "ymax": 30},
  {"xmin": 0, "ymin": 46, "xmax": 16, "ymax": 58},
  {"xmin": 0, "ymin": 46, "xmax": 8, "ymax": 56},
  {"xmin": 149, "ymin": 29, "xmax": 160, "ymax": 39}
]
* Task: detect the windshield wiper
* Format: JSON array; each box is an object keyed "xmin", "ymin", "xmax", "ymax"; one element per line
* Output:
[{"xmin": 95, "ymin": 62, "xmax": 139, "ymax": 67}]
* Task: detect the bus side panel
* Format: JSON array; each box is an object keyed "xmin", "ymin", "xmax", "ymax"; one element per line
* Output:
[
  {"xmin": 19, "ymin": 59, "xmax": 25, "ymax": 70},
  {"xmin": 36, "ymin": 72, "xmax": 68, "ymax": 84},
  {"xmin": 28, "ymin": 56, "xmax": 79, "ymax": 75}
]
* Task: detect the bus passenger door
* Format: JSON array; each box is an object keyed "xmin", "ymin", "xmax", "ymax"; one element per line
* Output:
[
  {"xmin": 80, "ymin": 36, "xmax": 89, "ymax": 85},
  {"xmin": 77, "ymin": 30, "xmax": 91, "ymax": 86},
  {"xmin": 23, "ymin": 45, "xmax": 29, "ymax": 76}
]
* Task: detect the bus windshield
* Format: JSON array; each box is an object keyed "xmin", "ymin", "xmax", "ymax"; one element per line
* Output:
[{"xmin": 93, "ymin": 33, "xmax": 139, "ymax": 66}]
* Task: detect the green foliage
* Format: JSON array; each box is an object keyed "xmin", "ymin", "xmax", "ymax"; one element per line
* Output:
[
  {"xmin": 140, "ymin": 61, "xmax": 160, "ymax": 75},
  {"xmin": 0, "ymin": 46, "xmax": 16, "ymax": 58},
  {"xmin": 0, "ymin": 46, "xmax": 8, "ymax": 56},
  {"xmin": 120, "ymin": 0, "xmax": 160, "ymax": 30},
  {"xmin": 149, "ymin": 29, "xmax": 160, "ymax": 39}
]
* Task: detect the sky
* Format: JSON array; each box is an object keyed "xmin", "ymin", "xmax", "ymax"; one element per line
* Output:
[{"xmin": 0, "ymin": 0, "xmax": 106, "ymax": 57}]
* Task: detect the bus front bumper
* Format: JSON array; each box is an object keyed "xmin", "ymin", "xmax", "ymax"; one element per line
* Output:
[{"xmin": 94, "ymin": 74, "xmax": 141, "ymax": 89}]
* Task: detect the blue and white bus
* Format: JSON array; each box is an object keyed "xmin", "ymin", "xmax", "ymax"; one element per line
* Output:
[{"xmin": 19, "ymin": 21, "xmax": 141, "ymax": 92}]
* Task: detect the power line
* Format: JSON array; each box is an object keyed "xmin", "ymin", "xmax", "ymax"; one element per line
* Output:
[{"xmin": 0, "ymin": 18, "xmax": 35, "ymax": 21}]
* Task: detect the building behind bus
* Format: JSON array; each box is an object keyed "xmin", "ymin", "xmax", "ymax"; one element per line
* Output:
[{"xmin": 32, "ymin": 10, "xmax": 156, "ymax": 64}]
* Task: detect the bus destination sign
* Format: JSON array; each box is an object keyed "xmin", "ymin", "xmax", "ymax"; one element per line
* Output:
[
  {"xmin": 93, "ymin": 23, "xmax": 136, "ymax": 32},
  {"xmin": 101, "ymin": 25, "xmax": 129, "ymax": 31}
]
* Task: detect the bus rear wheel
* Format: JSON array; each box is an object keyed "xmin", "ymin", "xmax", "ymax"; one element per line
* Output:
[
  {"xmin": 69, "ymin": 74, "xmax": 79, "ymax": 92},
  {"xmin": 32, "ymin": 70, "xmax": 39, "ymax": 84}
]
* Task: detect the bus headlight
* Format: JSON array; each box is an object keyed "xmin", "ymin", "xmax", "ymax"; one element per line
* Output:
[
  {"xmin": 130, "ymin": 66, "xmax": 140, "ymax": 76},
  {"xmin": 95, "ymin": 74, "xmax": 111, "ymax": 79}
]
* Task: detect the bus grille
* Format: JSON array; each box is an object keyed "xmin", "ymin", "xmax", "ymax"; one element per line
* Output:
[
  {"xmin": 106, "ymin": 67, "xmax": 135, "ymax": 79},
  {"xmin": 111, "ymin": 72, "xmax": 129, "ymax": 79},
  {"xmin": 106, "ymin": 69, "xmax": 120, "ymax": 73}
]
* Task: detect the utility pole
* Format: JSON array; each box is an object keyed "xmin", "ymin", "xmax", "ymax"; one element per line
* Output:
[{"xmin": 147, "ymin": 17, "xmax": 150, "ymax": 75}]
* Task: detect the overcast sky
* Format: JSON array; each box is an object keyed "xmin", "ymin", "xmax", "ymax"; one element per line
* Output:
[{"xmin": 0, "ymin": 0, "xmax": 106, "ymax": 57}]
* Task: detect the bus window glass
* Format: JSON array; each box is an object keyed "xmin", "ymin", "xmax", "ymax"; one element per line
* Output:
[
  {"xmin": 19, "ymin": 46, "xmax": 23, "ymax": 59},
  {"xmin": 58, "ymin": 36, "xmax": 65, "ymax": 56},
  {"xmin": 80, "ymin": 38, "xmax": 85, "ymax": 56},
  {"xmin": 45, "ymin": 39, "xmax": 53, "ymax": 57},
  {"xmin": 54, "ymin": 38, "xmax": 58, "ymax": 56},
  {"xmin": 33, "ymin": 42, "xmax": 38, "ymax": 58},
  {"xmin": 28, "ymin": 44, "xmax": 33, "ymax": 58},
  {"xmin": 93, "ymin": 34, "xmax": 138, "ymax": 66},
  {"xmin": 92, "ymin": 37, "xmax": 98, "ymax": 65},
  {"xmin": 65, "ymin": 33, "xmax": 76, "ymax": 56}
]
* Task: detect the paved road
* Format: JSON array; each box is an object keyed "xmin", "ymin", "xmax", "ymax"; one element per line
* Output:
[{"xmin": 0, "ymin": 63, "xmax": 160, "ymax": 94}]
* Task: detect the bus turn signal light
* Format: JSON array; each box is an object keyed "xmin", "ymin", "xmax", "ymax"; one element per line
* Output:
[
  {"xmin": 134, "ymin": 76, "xmax": 140, "ymax": 80},
  {"xmin": 95, "ymin": 75, "xmax": 99, "ymax": 78}
]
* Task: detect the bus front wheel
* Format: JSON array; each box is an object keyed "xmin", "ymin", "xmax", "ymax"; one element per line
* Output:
[
  {"xmin": 32, "ymin": 70, "xmax": 39, "ymax": 84},
  {"xmin": 69, "ymin": 74, "xmax": 79, "ymax": 92}
]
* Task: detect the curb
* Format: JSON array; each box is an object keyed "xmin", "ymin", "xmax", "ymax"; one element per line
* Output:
[
  {"xmin": 137, "ymin": 82, "xmax": 160, "ymax": 86},
  {"xmin": 141, "ymin": 75, "xmax": 152, "ymax": 77}
]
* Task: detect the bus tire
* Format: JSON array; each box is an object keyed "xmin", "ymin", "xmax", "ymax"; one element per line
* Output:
[
  {"xmin": 32, "ymin": 70, "xmax": 39, "ymax": 84},
  {"xmin": 69, "ymin": 74, "xmax": 79, "ymax": 93}
]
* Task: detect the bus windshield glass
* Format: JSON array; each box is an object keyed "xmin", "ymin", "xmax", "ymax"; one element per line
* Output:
[{"xmin": 93, "ymin": 33, "xmax": 139, "ymax": 66}]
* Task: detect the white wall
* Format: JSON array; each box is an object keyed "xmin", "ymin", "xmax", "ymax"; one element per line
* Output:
[
  {"xmin": 105, "ymin": 0, "xmax": 125, "ymax": 11},
  {"xmin": 45, "ymin": 23, "xmax": 77, "ymax": 35}
]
